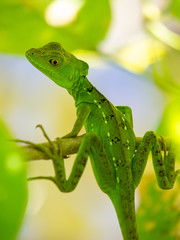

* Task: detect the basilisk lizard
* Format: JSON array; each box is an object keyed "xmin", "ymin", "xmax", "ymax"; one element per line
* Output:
[{"xmin": 25, "ymin": 42, "xmax": 179, "ymax": 240}]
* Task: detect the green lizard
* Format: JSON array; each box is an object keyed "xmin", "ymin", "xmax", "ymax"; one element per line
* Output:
[{"xmin": 25, "ymin": 42, "xmax": 179, "ymax": 240}]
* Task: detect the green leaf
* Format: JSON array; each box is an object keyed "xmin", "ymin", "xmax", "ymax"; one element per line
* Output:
[
  {"xmin": 156, "ymin": 98, "xmax": 180, "ymax": 138},
  {"xmin": 0, "ymin": 0, "xmax": 111, "ymax": 54},
  {"xmin": 170, "ymin": 0, "xmax": 180, "ymax": 20},
  {"xmin": 0, "ymin": 120, "xmax": 27, "ymax": 240},
  {"xmin": 156, "ymin": 98, "xmax": 180, "ymax": 162},
  {"xmin": 152, "ymin": 49, "xmax": 180, "ymax": 96}
]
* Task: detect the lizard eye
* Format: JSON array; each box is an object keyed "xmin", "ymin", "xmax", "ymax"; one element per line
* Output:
[{"xmin": 49, "ymin": 59, "xmax": 59, "ymax": 66}]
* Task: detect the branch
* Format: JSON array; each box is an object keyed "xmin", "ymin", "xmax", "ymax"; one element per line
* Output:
[{"xmin": 17, "ymin": 135, "xmax": 170, "ymax": 161}]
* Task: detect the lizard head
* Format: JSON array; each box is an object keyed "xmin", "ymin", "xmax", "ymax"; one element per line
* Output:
[{"xmin": 25, "ymin": 42, "xmax": 89, "ymax": 90}]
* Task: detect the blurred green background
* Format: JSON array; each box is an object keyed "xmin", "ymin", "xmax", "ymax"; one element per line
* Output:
[{"xmin": 0, "ymin": 0, "xmax": 180, "ymax": 239}]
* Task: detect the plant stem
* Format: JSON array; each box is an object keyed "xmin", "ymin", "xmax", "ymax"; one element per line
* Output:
[{"xmin": 17, "ymin": 135, "xmax": 170, "ymax": 161}]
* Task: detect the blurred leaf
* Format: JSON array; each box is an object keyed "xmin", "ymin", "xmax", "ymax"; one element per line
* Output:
[
  {"xmin": 170, "ymin": 0, "xmax": 180, "ymax": 20},
  {"xmin": 146, "ymin": 20, "xmax": 180, "ymax": 52},
  {"xmin": 142, "ymin": 0, "xmax": 180, "ymax": 52},
  {"xmin": 0, "ymin": 0, "xmax": 111, "ymax": 54},
  {"xmin": 0, "ymin": 120, "xmax": 27, "ymax": 240},
  {"xmin": 156, "ymin": 98, "xmax": 180, "ymax": 162},
  {"xmin": 152, "ymin": 49, "xmax": 180, "ymax": 96},
  {"xmin": 116, "ymin": 38, "xmax": 166, "ymax": 73},
  {"xmin": 137, "ymin": 176, "xmax": 180, "ymax": 240}
]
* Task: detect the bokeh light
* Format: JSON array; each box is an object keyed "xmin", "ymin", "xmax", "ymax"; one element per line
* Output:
[
  {"xmin": 45, "ymin": 0, "xmax": 83, "ymax": 27},
  {"xmin": 6, "ymin": 153, "xmax": 23, "ymax": 172}
]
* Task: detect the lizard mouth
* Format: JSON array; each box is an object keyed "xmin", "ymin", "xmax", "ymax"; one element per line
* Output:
[
  {"xmin": 25, "ymin": 49, "xmax": 47, "ymax": 71},
  {"xmin": 25, "ymin": 48, "xmax": 36, "ymax": 58},
  {"xmin": 25, "ymin": 49, "xmax": 37, "ymax": 64}
]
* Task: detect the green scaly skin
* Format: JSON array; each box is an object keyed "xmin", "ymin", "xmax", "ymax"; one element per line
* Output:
[{"xmin": 25, "ymin": 42, "xmax": 180, "ymax": 240}]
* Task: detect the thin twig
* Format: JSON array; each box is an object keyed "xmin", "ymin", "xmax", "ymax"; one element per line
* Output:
[{"xmin": 15, "ymin": 135, "xmax": 170, "ymax": 161}]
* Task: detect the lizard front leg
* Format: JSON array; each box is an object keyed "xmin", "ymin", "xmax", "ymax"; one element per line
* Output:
[
  {"xmin": 62, "ymin": 105, "xmax": 90, "ymax": 138},
  {"xmin": 131, "ymin": 131, "xmax": 180, "ymax": 189},
  {"xmin": 116, "ymin": 106, "xmax": 133, "ymax": 128}
]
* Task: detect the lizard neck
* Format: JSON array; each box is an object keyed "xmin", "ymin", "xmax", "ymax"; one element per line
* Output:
[{"xmin": 69, "ymin": 76, "xmax": 105, "ymax": 107}]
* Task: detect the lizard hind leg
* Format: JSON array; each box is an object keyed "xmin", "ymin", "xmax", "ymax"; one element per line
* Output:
[
  {"xmin": 132, "ymin": 131, "xmax": 180, "ymax": 190},
  {"xmin": 53, "ymin": 133, "xmax": 116, "ymax": 193},
  {"xmin": 15, "ymin": 124, "xmax": 71, "ymax": 192},
  {"xmin": 31, "ymin": 125, "xmax": 69, "ymax": 192},
  {"xmin": 161, "ymin": 136, "xmax": 180, "ymax": 187},
  {"xmin": 27, "ymin": 176, "xmax": 57, "ymax": 184},
  {"xmin": 35, "ymin": 124, "xmax": 57, "ymax": 155},
  {"xmin": 14, "ymin": 124, "xmax": 59, "ymax": 185}
]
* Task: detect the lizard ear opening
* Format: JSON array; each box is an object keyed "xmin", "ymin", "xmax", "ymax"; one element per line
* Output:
[{"xmin": 79, "ymin": 60, "xmax": 89, "ymax": 77}]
